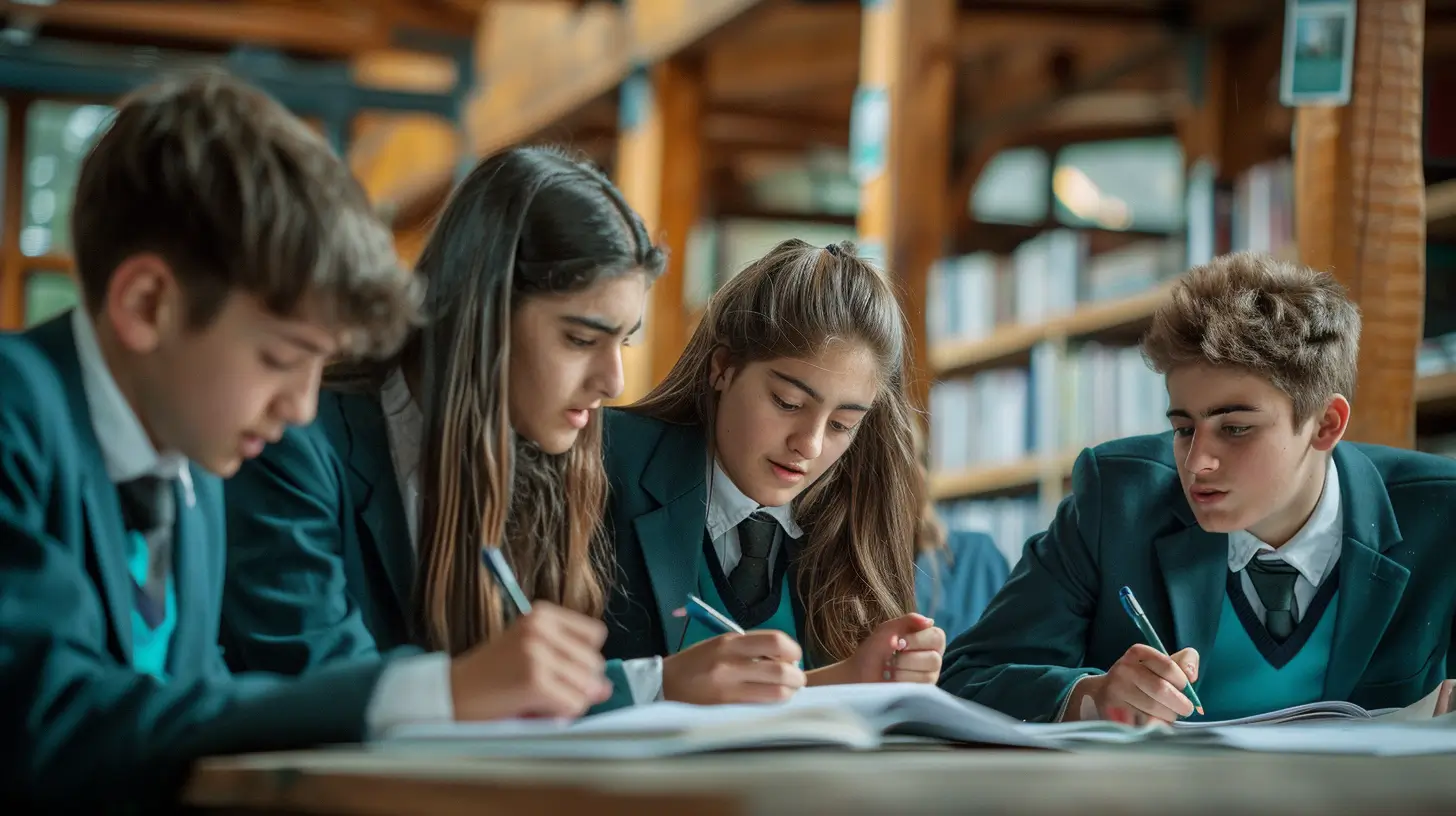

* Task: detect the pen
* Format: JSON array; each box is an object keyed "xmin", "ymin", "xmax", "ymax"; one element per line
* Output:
[
  {"xmin": 1118, "ymin": 586, "xmax": 1204, "ymax": 716},
  {"xmin": 677, "ymin": 593, "xmax": 745, "ymax": 635},
  {"xmin": 481, "ymin": 546, "xmax": 533, "ymax": 616}
]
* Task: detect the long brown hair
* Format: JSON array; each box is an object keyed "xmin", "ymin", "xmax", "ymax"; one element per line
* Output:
[
  {"xmin": 630, "ymin": 239, "xmax": 922, "ymax": 663},
  {"xmin": 329, "ymin": 146, "xmax": 665, "ymax": 655}
]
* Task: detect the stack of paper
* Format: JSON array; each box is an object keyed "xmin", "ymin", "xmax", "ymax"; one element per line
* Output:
[
  {"xmin": 375, "ymin": 683, "xmax": 1048, "ymax": 758},
  {"xmin": 372, "ymin": 683, "xmax": 1456, "ymax": 759}
]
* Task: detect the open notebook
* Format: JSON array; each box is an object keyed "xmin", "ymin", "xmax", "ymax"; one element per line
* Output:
[{"xmin": 374, "ymin": 683, "xmax": 1051, "ymax": 758}]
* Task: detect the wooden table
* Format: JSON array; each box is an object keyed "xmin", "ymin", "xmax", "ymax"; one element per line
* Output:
[{"xmin": 184, "ymin": 745, "xmax": 1456, "ymax": 815}]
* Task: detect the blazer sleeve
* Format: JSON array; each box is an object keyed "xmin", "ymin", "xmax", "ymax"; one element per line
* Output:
[
  {"xmin": 221, "ymin": 425, "xmax": 380, "ymax": 674},
  {"xmin": 937, "ymin": 448, "xmax": 1108, "ymax": 721},
  {"xmin": 0, "ymin": 391, "xmax": 385, "ymax": 810},
  {"xmin": 587, "ymin": 659, "xmax": 638, "ymax": 715}
]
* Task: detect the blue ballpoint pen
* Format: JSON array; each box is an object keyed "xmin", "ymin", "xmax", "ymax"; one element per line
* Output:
[
  {"xmin": 481, "ymin": 546, "xmax": 533, "ymax": 615},
  {"xmin": 1118, "ymin": 586, "xmax": 1205, "ymax": 716},
  {"xmin": 679, "ymin": 593, "xmax": 746, "ymax": 635}
]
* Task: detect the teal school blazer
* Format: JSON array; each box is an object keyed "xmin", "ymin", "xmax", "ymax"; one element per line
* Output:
[
  {"xmin": 222, "ymin": 389, "xmax": 635, "ymax": 711},
  {"xmin": 0, "ymin": 315, "xmax": 386, "ymax": 810},
  {"xmin": 599, "ymin": 409, "xmax": 817, "ymax": 666},
  {"xmin": 938, "ymin": 433, "xmax": 1456, "ymax": 722}
]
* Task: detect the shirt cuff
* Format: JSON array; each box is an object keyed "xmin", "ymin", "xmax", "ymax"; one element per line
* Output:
[
  {"xmin": 1055, "ymin": 674, "xmax": 1095, "ymax": 722},
  {"xmin": 364, "ymin": 652, "xmax": 454, "ymax": 737},
  {"xmin": 621, "ymin": 656, "xmax": 664, "ymax": 705}
]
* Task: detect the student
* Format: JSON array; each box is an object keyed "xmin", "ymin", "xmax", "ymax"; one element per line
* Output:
[
  {"xmin": 939, "ymin": 252, "xmax": 1456, "ymax": 724},
  {"xmin": 0, "ymin": 72, "xmax": 615, "ymax": 810},
  {"xmin": 915, "ymin": 500, "xmax": 1009, "ymax": 642},
  {"xmin": 600, "ymin": 239, "xmax": 947, "ymax": 703},
  {"xmin": 222, "ymin": 146, "xmax": 666, "ymax": 711}
]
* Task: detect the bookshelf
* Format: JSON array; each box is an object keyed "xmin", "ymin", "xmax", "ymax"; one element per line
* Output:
[{"xmin": 930, "ymin": 280, "xmax": 1177, "ymax": 377}]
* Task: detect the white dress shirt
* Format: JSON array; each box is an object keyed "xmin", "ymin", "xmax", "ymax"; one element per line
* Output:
[
  {"xmin": 71, "ymin": 309, "xmax": 193, "ymax": 503},
  {"xmin": 1056, "ymin": 456, "xmax": 1344, "ymax": 721},
  {"xmin": 1227, "ymin": 456, "xmax": 1343, "ymax": 625},
  {"xmin": 75, "ymin": 314, "xmax": 448, "ymax": 736}
]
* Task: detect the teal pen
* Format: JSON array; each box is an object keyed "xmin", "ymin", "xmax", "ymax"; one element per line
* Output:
[{"xmin": 1117, "ymin": 586, "xmax": 1204, "ymax": 716}]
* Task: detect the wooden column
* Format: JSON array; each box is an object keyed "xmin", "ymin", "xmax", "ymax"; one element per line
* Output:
[
  {"xmin": 2, "ymin": 98, "xmax": 29, "ymax": 330},
  {"xmin": 1294, "ymin": 0, "xmax": 1426, "ymax": 447},
  {"xmin": 614, "ymin": 57, "xmax": 704, "ymax": 404},
  {"xmin": 854, "ymin": 0, "xmax": 955, "ymax": 412}
]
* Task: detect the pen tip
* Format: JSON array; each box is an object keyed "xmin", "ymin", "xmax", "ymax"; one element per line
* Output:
[{"xmin": 1196, "ymin": 706, "xmax": 1205, "ymax": 715}]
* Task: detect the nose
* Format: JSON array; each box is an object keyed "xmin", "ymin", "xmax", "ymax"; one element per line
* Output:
[
  {"xmin": 273, "ymin": 363, "xmax": 321, "ymax": 428},
  {"xmin": 788, "ymin": 418, "xmax": 825, "ymax": 462},
  {"xmin": 592, "ymin": 345, "xmax": 626, "ymax": 401},
  {"xmin": 1181, "ymin": 429, "xmax": 1218, "ymax": 475}
]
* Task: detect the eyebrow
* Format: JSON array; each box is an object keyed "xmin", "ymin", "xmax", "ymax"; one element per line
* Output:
[
  {"xmin": 770, "ymin": 369, "xmax": 872, "ymax": 412},
  {"xmin": 561, "ymin": 315, "xmax": 642, "ymax": 336},
  {"xmin": 1166, "ymin": 404, "xmax": 1262, "ymax": 420},
  {"xmin": 278, "ymin": 331, "xmax": 330, "ymax": 356}
]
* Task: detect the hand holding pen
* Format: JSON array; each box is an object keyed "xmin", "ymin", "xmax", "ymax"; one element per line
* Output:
[
  {"xmin": 660, "ymin": 595, "xmax": 806, "ymax": 705},
  {"xmin": 447, "ymin": 548, "xmax": 614, "ymax": 722},
  {"xmin": 1063, "ymin": 586, "xmax": 1204, "ymax": 725}
]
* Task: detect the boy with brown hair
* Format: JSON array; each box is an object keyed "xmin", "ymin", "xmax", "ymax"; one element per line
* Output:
[
  {"xmin": 939, "ymin": 251, "xmax": 1456, "ymax": 724},
  {"xmin": 0, "ymin": 70, "xmax": 612, "ymax": 810}
]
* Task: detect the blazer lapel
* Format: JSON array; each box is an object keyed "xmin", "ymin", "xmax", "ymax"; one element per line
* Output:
[
  {"xmin": 1153, "ymin": 490, "xmax": 1227, "ymax": 663},
  {"xmin": 27, "ymin": 314, "xmax": 135, "ymax": 660},
  {"xmin": 168, "ymin": 469, "xmax": 217, "ymax": 677},
  {"xmin": 1323, "ymin": 444, "xmax": 1408, "ymax": 700},
  {"xmin": 632, "ymin": 422, "xmax": 709, "ymax": 651},
  {"xmin": 329, "ymin": 393, "xmax": 415, "ymax": 618}
]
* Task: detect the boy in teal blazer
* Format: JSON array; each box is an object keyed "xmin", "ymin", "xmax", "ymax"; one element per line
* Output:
[
  {"xmin": 939, "ymin": 253, "xmax": 1456, "ymax": 724},
  {"xmin": 0, "ymin": 72, "xmax": 506, "ymax": 810}
]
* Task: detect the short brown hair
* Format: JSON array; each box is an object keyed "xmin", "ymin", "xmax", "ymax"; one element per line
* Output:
[
  {"xmin": 1141, "ymin": 251, "xmax": 1361, "ymax": 424},
  {"xmin": 72, "ymin": 69, "xmax": 418, "ymax": 355}
]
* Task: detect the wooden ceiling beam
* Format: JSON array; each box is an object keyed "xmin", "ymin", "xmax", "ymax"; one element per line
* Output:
[
  {"xmin": 957, "ymin": 11, "xmax": 1171, "ymax": 56},
  {"xmin": 468, "ymin": 0, "xmax": 768, "ymax": 158},
  {"xmin": 0, "ymin": 0, "xmax": 391, "ymax": 55}
]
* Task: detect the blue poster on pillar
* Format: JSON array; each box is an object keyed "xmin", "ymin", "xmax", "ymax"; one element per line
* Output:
[
  {"xmin": 850, "ymin": 86, "xmax": 889, "ymax": 184},
  {"xmin": 1280, "ymin": 0, "xmax": 1357, "ymax": 107}
]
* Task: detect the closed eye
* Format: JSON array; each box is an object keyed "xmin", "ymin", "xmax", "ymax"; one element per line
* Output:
[
  {"xmin": 567, "ymin": 334, "xmax": 595, "ymax": 348},
  {"xmin": 771, "ymin": 393, "xmax": 801, "ymax": 411}
]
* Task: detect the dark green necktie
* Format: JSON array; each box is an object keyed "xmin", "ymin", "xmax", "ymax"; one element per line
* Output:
[
  {"xmin": 1246, "ymin": 558, "xmax": 1300, "ymax": 642},
  {"xmin": 729, "ymin": 511, "xmax": 779, "ymax": 606},
  {"xmin": 117, "ymin": 475, "xmax": 174, "ymax": 629}
]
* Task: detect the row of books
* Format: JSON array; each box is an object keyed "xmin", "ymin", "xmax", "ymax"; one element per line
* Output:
[
  {"xmin": 928, "ymin": 342, "xmax": 1168, "ymax": 473},
  {"xmin": 938, "ymin": 496, "xmax": 1045, "ymax": 568},
  {"xmin": 926, "ymin": 232, "xmax": 1184, "ymax": 345}
]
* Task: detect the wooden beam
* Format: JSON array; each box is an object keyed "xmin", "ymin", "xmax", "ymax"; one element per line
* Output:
[
  {"xmin": 467, "ymin": 0, "xmax": 766, "ymax": 159},
  {"xmin": 856, "ymin": 0, "xmax": 955, "ymax": 414},
  {"xmin": 1, "ymin": 97, "xmax": 27, "ymax": 330},
  {"xmin": 614, "ymin": 58, "xmax": 705, "ymax": 403},
  {"xmin": 957, "ymin": 10, "xmax": 1170, "ymax": 55},
  {"xmin": 3, "ymin": 1, "xmax": 389, "ymax": 55},
  {"xmin": 1295, "ymin": 0, "xmax": 1426, "ymax": 448},
  {"xmin": 703, "ymin": 5, "xmax": 860, "ymax": 105}
]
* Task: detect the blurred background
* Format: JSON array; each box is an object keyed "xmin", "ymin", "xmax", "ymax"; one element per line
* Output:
[{"xmin": 0, "ymin": 0, "xmax": 1453, "ymax": 568}]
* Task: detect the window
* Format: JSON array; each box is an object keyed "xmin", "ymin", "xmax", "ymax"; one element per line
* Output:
[
  {"xmin": 25, "ymin": 271, "xmax": 79, "ymax": 327},
  {"xmin": 23, "ymin": 101, "xmax": 115, "ymax": 258},
  {"xmin": 1052, "ymin": 137, "xmax": 1185, "ymax": 232},
  {"xmin": 971, "ymin": 148, "xmax": 1051, "ymax": 225}
]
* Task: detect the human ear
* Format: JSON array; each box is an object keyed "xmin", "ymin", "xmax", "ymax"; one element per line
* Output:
[
  {"xmin": 1309, "ymin": 394, "xmax": 1351, "ymax": 452},
  {"xmin": 105, "ymin": 253, "xmax": 178, "ymax": 354}
]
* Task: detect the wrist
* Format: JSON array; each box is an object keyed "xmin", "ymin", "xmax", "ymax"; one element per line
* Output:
[
  {"xmin": 806, "ymin": 659, "xmax": 852, "ymax": 687},
  {"xmin": 1060, "ymin": 675, "xmax": 1102, "ymax": 722}
]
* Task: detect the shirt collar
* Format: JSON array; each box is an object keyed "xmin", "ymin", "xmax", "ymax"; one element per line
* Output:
[
  {"xmin": 1227, "ymin": 455, "xmax": 1342, "ymax": 586},
  {"xmin": 380, "ymin": 366, "xmax": 424, "ymax": 480},
  {"xmin": 705, "ymin": 458, "xmax": 803, "ymax": 542},
  {"xmin": 71, "ymin": 308, "xmax": 191, "ymax": 492}
]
